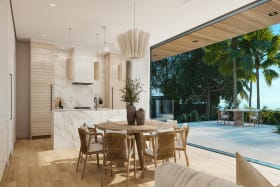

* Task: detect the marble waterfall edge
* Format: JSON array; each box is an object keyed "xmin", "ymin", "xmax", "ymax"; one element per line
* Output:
[{"xmin": 53, "ymin": 109, "xmax": 126, "ymax": 149}]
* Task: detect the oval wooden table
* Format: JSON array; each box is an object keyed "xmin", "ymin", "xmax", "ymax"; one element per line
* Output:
[{"xmin": 95, "ymin": 120, "xmax": 175, "ymax": 169}]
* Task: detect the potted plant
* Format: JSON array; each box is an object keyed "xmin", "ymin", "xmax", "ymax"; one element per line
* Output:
[
  {"xmin": 98, "ymin": 97, "xmax": 103, "ymax": 108},
  {"xmin": 120, "ymin": 79, "xmax": 143, "ymax": 125}
]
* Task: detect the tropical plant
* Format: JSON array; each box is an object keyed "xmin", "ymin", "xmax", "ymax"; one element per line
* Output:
[
  {"xmin": 120, "ymin": 79, "xmax": 143, "ymax": 104},
  {"xmin": 243, "ymin": 28, "xmax": 280, "ymax": 109},
  {"xmin": 203, "ymin": 36, "xmax": 254, "ymax": 109}
]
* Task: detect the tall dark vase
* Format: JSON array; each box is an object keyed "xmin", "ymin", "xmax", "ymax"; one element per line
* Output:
[
  {"xmin": 136, "ymin": 108, "xmax": 145, "ymax": 125},
  {"xmin": 127, "ymin": 104, "xmax": 136, "ymax": 125}
]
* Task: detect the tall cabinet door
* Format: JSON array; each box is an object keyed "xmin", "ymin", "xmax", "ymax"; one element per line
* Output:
[
  {"xmin": 104, "ymin": 53, "xmax": 126, "ymax": 109},
  {"xmin": 31, "ymin": 42, "xmax": 54, "ymax": 137}
]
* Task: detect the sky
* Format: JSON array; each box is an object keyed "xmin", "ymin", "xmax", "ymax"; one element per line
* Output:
[{"xmin": 239, "ymin": 23, "xmax": 280, "ymax": 110}]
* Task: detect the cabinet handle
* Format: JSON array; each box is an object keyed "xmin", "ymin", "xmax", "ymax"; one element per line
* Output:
[{"xmin": 51, "ymin": 84, "xmax": 53, "ymax": 111}]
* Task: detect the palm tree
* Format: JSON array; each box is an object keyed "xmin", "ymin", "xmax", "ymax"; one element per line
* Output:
[
  {"xmin": 243, "ymin": 28, "xmax": 280, "ymax": 109},
  {"xmin": 203, "ymin": 36, "xmax": 245, "ymax": 108}
]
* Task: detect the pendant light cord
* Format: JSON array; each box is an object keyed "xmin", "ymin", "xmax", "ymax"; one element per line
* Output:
[
  {"xmin": 68, "ymin": 27, "xmax": 72, "ymax": 49},
  {"xmin": 133, "ymin": 0, "xmax": 135, "ymax": 31},
  {"xmin": 96, "ymin": 33, "xmax": 99, "ymax": 61},
  {"xmin": 133, "ymin": 0, "xmax": 136, "ymax": 53}
]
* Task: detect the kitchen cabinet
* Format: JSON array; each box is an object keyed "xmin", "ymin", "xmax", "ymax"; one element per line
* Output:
[
  {"xmin": 0, "ymin": 120, "xmax": 8, "ymax": 181},
  {"xmin": 30, "ymin": 42, "xmax": 54, "ymax": 137},
  {"xmin": 104, "ymin": 53, "xmax": 126, "ymax": 109}
]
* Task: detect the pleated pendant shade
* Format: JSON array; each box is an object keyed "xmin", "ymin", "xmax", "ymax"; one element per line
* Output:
[{"xmin": 117, "ymin": 28, "xmax": 150, "ymax": 59}]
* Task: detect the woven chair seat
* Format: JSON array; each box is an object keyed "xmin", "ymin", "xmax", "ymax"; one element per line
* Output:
[
  {"xmin": 145, "ymin": 148, "xmax": 154, "ymax": 157},
  {"xmin": 88, "ymin": 143, "xmax": 103, "ymax": 153},
  {"xmin": 175, "ymin": 141, "xmax": 184, "ymax": 149}
]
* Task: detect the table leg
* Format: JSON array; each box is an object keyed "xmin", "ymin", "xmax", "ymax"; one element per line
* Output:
[
  {"xmin": 234, "ymin": 111, "xmax": 244, "ymax": 126},
  {"xmin": 134, "ymin": 133, "xmax": 144, "ymax": 169}
]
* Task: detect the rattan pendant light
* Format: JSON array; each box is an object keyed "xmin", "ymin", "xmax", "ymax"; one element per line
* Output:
[{"xmin": 117, "ymin": 0, "xmax": 150, "ymax": 59}]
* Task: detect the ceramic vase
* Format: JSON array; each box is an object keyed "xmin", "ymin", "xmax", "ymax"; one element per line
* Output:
[
  {"xmin": 136, "ymin": 108, "xmax": 145, "ymax": 125},
  {"xmin": 127, "ymin": 104, "xmax": 136, "ymax": 125}
]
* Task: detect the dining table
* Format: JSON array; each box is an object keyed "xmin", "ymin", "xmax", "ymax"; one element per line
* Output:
[
  {"xmin": 224, "ymin": 108, "xmax": 261, "ymax": 126},
  {"xmin": 95, "ymin": 120, "xmax": 175, "ymax": 169}
]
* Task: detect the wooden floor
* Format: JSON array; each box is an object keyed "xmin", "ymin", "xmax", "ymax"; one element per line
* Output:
[{"xmin": 1, "ymin": 138, "xmax": 280, "ymax": 187}]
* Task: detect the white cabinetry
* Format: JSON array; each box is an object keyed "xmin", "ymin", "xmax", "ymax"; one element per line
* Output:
[
  {"xmin": 0, "ymin": 120, "xmax": 8, "ymax": 181},
  {"xmin": 30, "ymin": 42, "xmax": 54, "ymax": 137},
  {"xmin": 104, "ymin": 53, "xmax": 126, "ymax": 109}
]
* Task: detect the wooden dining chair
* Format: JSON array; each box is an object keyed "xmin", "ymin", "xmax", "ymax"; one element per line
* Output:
[
  {"xmin": 76, "ymin": 127, "xmax": 104, "ymax": 179},
  {"xmin": 102, "ymin": 130, "xmax": 136, "ymax": 187},
  {"xmin": 143, "ymin": 131, "xmax": 176, "ymax": 173},
  {"xmin": 174, "ymin": 125, "xmax": 190, "ymax": 166}
]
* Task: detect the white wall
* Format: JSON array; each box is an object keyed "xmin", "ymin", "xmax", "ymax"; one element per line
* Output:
[
  {"xmin": 0, "ymin": 0, "xmax": 16, "ymax": 181},
  {"xmin": 130, "ymin": 50, "xmax": 151, "ymax": 118},
  {"xmin": 0, "ymin": 0, "xmax": 9, "ymax": 120}
]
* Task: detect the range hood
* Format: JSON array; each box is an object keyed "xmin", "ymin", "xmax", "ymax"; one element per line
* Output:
[
  {"xmin": 72, "ymin": 82, "xmax": 93, "ymax": 85},
  {"xmin": 67, "ymin": 48, "xmax": 94, "ymax": 85}
]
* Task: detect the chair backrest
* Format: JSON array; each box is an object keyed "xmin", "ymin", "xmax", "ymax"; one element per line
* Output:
[
  {"xmin": 104, "ymin": 132, "xmax": 128, "ymax": 162},
  {"xmin": 78, "ymin": 128, "xmax": 89, "ymax": 153},
  {"xmin": 166, "ymin": 119, "xmax": 178, "ymax": 127},
  {"xmin": 156, "ymin": 131, "xmax": 175, "ymax": 160},
  {"xmin": 182, "ymin": 125, "xmax": 190, "ymax": 146}
]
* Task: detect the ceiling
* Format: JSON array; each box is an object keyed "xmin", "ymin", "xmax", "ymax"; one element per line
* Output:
[
  {"xmin": 11, "ymin": 0, "xmax": 258, "ymax": 54},
  {"xmin": 152, "ymin": 0, "xmax": 280, "ymax": 61}
]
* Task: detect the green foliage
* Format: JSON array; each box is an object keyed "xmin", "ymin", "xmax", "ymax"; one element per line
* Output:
[
  {"xmin": 176, "ymin": 110, "xmax": 203, "ymax": 123},
  {"xmin": 120, "ymin": 79, "xmax": 143, "ymax": 104},
  {"xmin": 261, "ymin": 109, "xmax": 280, "ymax": 125},
  {"xmin": 199, "ymin": 113, "xmax": 209, "ymax": 121},
  {"xmin": 177, "ymin": 113, "xmax": 188, "ymax": 123},
  {"xmin": 190, "ymin": 110, "xmax": 199, "ymax": 121}
]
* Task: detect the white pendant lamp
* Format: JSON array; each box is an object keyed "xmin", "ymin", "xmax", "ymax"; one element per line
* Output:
[{"xmin": 117, "ymin": 0, "xmax": 150, "ymax": 59}]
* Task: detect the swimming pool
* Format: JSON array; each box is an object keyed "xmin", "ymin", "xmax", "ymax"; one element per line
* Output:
[{"xmin": 180, "ymin": 121, "xmax": 280, "ymax": 169}]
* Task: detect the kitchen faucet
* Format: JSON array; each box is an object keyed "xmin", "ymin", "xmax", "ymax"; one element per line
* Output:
[{"xmin": 94, "ymin": 97, "xmax": 97, "ymax": 110}]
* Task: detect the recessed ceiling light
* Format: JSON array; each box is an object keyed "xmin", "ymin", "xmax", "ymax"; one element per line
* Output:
[
  {"xmin": 192, "ymin": 40, "xmax": 198, "ymax": 43},
  {"xmin": 49, "ymin": 3, "xmax": 56, "ymax": 7},
  {"xmin": 41, "ymin": 34, "xmax": 47, "ymax": 38},
  {"xmin": 268, "ymin": 12, "xmax": 278, "ymax": 16}
]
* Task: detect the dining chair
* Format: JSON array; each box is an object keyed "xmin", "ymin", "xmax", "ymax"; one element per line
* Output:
[
  {"xmin": 249, "ymin": 111, "xmax": 263, "ymax": 127},
  {"xmin": 76, "ymin": 127, "xmax": 104, "ymax": 179},
  {"xmin": 217, "ymin": 110, "xmax": 229, "ymax": 125},
  {"xmin": 102, "ymin": 130, "xmax": 136, "ymax": 187},
  {"xmin": 174, "ymin": 125, "xmax": 190, "ymax": 166},
  {"xmin": 143, "ymin": 130, "xmax": 176, "ymax": 172}
]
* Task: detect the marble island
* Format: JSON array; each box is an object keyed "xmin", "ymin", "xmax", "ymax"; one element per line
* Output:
[{"xmin": 52, "ymin": 108, "xmax": 126, "ymax": 149}]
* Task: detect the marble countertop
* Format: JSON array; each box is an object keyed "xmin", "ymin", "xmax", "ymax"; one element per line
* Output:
[{"xmin": 53, "ymin": 108, "xmax": 112, "ymax": 112}]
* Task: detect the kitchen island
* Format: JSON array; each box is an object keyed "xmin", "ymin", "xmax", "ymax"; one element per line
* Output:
[{"xmin": 52, "ymin": 108, "xmax": 126, "ymax": 149}]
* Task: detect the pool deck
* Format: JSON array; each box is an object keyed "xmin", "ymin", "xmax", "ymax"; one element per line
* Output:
[{"xmin": 185, "ymin": 121, "xmax": 280, "ymax": 167}]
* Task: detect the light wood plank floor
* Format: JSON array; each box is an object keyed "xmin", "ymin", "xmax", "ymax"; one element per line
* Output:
[{"xmin": 1, "ymin": 138, "xmax": 280, "ymax": 186}]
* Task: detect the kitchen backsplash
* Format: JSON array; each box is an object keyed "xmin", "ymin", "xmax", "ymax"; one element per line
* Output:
[{"xmin": 54, "ymin": 48, "xmax": 104, "ymax": 109}]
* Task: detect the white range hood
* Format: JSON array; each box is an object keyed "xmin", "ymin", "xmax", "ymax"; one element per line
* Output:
[{"xmin": 67, "ymin": 48, "xmax": 94, "ymax": 85}]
